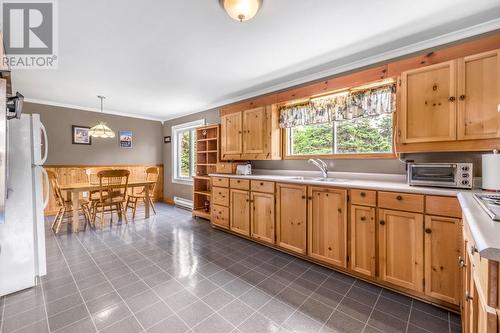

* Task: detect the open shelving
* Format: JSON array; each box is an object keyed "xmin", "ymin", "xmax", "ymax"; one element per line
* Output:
[{"xmin": 192, "ymin": 124, "xmax": 219, "ymax": 220}]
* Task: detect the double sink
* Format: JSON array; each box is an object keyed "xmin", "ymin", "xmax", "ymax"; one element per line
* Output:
[{"xmin": 283, "ymin": 176, "xmax": 349, "ymax": 183}]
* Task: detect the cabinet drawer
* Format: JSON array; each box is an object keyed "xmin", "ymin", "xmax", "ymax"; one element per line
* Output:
[
  {"xmin": 425, "ymin": 196, "xmax": 462, "ymax": 218},
  {"xmin": 212, "ymin": 177, "xmax": 229, "ymax": 188},
  {"xmin": 378, "ymin": 191, "xmax": 424, "ymax": 213},
  {"xmin": 251, "ymin": 180, "xmax": 275, "ymax": 193},
  {"xmin": 350, "ymin": 189, "xmax": 376, "ymax": 206},
  {"xmin": 230, "ymin": 178, "xmax": 250, "ymax": 190},
  {"xmin": 211, "ymin": 205, "xmax": 229, "ymax": 229},
  {"xmin": 212, "ymin": 187, "xmax": 229, "ymax": 206}
]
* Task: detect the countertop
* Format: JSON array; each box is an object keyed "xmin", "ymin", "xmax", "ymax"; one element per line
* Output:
[{"xmin": 458, "ymin": 192, "xmax": 500, "ymax": 261}]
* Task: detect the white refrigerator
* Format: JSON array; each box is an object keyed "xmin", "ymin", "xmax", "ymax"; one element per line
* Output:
[{"xmin": 0, "ymin": 113, "xmax": 49, "ymax": 297}]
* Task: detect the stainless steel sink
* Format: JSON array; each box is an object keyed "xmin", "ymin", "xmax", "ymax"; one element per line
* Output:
[{"xmin": 285, "ymin": 176, "xmax": 349, "ymax": 183}]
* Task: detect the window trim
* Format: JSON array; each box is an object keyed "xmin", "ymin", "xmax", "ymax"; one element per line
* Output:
[
  {"xmin": 172, "ymin": 119, "xmax": 205, "ymax": 185},
  {"xmin": 282, "ymin": 117, "xmax": 397, "ymax": 160}
]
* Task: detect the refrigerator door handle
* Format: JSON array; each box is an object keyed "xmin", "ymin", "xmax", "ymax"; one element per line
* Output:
[
  {"xmin": 40, "ymin": 122, "xmax": 48, "ymax": 165},
  {"xmin": 40, "ymin": 167, "xmax": 50, "ymax": 209}
]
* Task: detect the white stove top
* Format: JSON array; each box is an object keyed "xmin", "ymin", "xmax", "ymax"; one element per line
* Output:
[{"xmin": 474, "ymin": 194, "xmax": 500, "ymax": 222}]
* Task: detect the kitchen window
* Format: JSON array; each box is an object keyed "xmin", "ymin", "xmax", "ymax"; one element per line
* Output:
[
  {"xmin": 172, "ymin": 119, "xmax": 205, "ymax": 184},
  {"xmin": 281, "ymin": 81, "xmax": 395, "ymax": 159}
]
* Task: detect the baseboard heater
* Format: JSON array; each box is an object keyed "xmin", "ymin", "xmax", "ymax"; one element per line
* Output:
[{"xmin": 173, "ymin": 196, "xmax": 193, "ymax": 211}]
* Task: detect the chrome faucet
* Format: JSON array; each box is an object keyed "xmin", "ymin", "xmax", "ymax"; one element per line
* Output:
[{"xmin": 308, "ymin": 158, "xmax": 328, "ymax": 178}]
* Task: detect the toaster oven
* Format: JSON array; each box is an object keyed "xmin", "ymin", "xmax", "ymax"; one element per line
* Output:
[{"xmin": 407, "ymin": 163, "xmax": 473, "ymax": 189}]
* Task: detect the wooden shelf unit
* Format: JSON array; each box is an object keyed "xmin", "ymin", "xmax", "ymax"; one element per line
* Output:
[{"xmin": 192, "ymin": 124, "xmax": 219, "ymax": 220}]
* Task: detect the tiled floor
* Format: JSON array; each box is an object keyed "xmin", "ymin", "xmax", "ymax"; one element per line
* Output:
[{"xmin": 0, "ymin": 203, "xmax": 461, "ymax": 333}]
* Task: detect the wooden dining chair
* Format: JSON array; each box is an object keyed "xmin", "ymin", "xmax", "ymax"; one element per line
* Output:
[
  {"xmin": 125, "ymin": 167, "xmax": 159, "ymax": 218},
  {"xmin": 92, "ymin": 169, "xmax": 130, "ymax": 228},
  {"xmin": 48, "ymin": 170, "xmax": 91, "ymax": 233}
]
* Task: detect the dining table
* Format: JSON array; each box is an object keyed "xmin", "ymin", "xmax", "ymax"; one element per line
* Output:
[{"xmin": 59, "ymin": 180, "xmax": 157, "ymax": 233}]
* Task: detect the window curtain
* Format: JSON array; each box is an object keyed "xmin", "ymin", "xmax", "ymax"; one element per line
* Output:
[{"xmin": 278, "ymin": 84, "xmax": 396, "ymax": 128}]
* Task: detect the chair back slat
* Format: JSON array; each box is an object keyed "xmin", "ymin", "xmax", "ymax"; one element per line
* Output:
[
  {"xmin": 97, "ymin": 169, "xmax": 130, "ymax": 202},
  {"xmin": 86, "ymin": 167, "xmax": 113, "ymax": 185},
  {"xmin": 47, "ymin": 170, "xmax": 65, "ymax": 207},
  {"xmin": 145, "ymin": 167, "xmax": 159, "ymax": 193}
]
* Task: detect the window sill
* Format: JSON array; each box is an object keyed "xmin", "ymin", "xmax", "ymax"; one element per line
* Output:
[
  {"xmin": 283, "ymin": 153, "xmax": 397, "ymax": 160},
  {"xmin": 172, "ymin": 178, "xmax": 194, "ymax": 186}
]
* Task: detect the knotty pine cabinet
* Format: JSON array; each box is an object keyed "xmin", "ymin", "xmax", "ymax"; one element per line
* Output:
[
  {"xmin": 350, "ymin": 205, "xmax": 376, "ymax": 277},
  {"xmin": 276, "ymin": 183, "xmax": 307, "ymax": 255},
  {"xmin": 308, "ymin": 187, "xmax": 347, "ymax": 268},
  {"xmin": 220, "ymin": 106, "xmax": 281, "ymax": 160},
  {"xmin": 378, "ymin": 209, "xmax": 424, "ymax": 292},
  {"xmin": 250, "ymin": 191, "xmax": 275, "ymax": 245},
  {"xmin": 230, "ymin": 189, "xmax": 250, "ymax": 236},
  {"xmin": 398, "ymin": 49, "xmax": 500, "ymax": 151}
]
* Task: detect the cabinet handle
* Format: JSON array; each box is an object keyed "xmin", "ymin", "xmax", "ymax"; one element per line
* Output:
[
  {"xmin": 396, "ymin": 195, "xmax": 403, "ymax": 201},
  {"xmin": 458, "ymin": 256, "xmax": 466, "ymax": 268},
  {"xmin": 448, "ymin": 96, "xmax": 456, "ymax": 102},
  {"xmin": 337, "ymin": 208, "xmax": 342, "ymax": 213},
  {"xmin": 328, "ymin": 247, "xmax": 332, "ymax": 251},
  {"xmin": 260, "ymin": 182, "xmax": 264, "ymax": 186},
  {"xmin": 308, "ymin": 196, "xmax": 312, "ymax": 200},
  {"xmin": 301, "ymin": 195, "xmax": 306, "ymax": 199},
  {"xmin": 470, "ymin": 244, "xmax": 478, "ymax": 255},
  {"xmin": 380, "ymin": 220, "xmax": 385, "ymax": 225},
  {"xmin": 238, "ymin": 131, "xmax": 242, "ymax": 134},
  {"xmin": 425, "ymin": 228, "xmax": 432, "ymax": 234},
  {"xmin": 459, "ymin": 94, "xmax": 466, "ymax": 101},
  {"xmin": 360, "ymin": 192, "xmax": 366, "ymax": 197},
  {"xmin": 465, "ymin": 292, "xmax": 473, "ymax": 301},
  {"xmin": 360, "ymin": 217, "xmax": 366, "ymax": 221}
]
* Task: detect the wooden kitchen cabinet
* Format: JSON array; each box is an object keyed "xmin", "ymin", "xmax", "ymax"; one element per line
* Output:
[
  {"xmin": 221, "ymin": 111, "xmax": 243, "ymax": 156},
  {"xmin": 220, "ymin": 106, "xmax": 281, "ymax": 160},
  {"xmin": 400, "ymin": 60, "xmax": 457, "ymax": 143},
  {"xmin": 308, "ymin": 187, "xmax": 347, "ymax": 268},
  {"xmin": 350, "ymin": 205, "xmax": 376, "ymax": 277},
  {"xmin": 230, "ymin": 189, "xmax": 250, "ymax": 236},
  {"xmin": 276, "ymin": 183, "xmax": 307, "ymax": 255},
  {"xmin": 250, "ymin": 192, "xmax": 275, "ymax": 245},
  {"xmin": 424, "ymin": 215, "xmax": 461, "ymax": 305},
  {"xmin": 378, "ymin": 209, "xmax": 424, "ymax": 292},
  {"xmin": 457, "ymin": 49, "xmax": 500, "ymax": 140}
]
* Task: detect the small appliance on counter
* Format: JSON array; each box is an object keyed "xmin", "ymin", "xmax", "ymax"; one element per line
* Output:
[
  {"xmin": 407, "ymin": 162, "xmax": 473, "ymax": 189},
  {"xmin": 236, "ymin": 162, "xmax": 252, "ymax": 175},
  {"xmin": 482, "ymin": 150, "xmax": 500, "ymax": 192}
]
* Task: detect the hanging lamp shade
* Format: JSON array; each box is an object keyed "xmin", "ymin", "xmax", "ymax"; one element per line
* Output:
[{"xmin": 89, "ymin": 96, "xmax": 115, "ymax": 138}]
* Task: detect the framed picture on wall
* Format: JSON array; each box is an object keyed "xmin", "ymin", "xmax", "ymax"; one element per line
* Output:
[
  {"xmin": 72, "ymin": 125, "xmax": 91, "ymax": 145},
  {"xmin": 119, "ymin": 130, "xmax": 132, "ymax": 148}
]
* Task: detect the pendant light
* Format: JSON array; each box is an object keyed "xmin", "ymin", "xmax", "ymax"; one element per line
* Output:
[
  {"xmin": 89, "ymin": 96, "xmax": 115, "ymax": 138},
  {"xmin": 220, "ymin": 0, "xmax": 262, "ymax": 22}
]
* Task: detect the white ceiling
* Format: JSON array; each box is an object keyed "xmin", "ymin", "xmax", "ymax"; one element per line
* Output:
[{"xmin": 11, "ymin": 0, "xmax": 500, "ymax": 121}]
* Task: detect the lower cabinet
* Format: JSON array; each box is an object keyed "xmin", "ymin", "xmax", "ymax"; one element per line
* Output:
[
  {"xmin": 230, "ymin": 189, "xmax": 250, "ymax": 236},
  {"xmin": 250, "ymin": 192, "xmax": 275, "ymax": 245},
  {"xmin": 308, "ymin": 187, "xmax": 347, "ymax": 268},
  {"xmin": 276, "ymin": 183, "xmax": 307, "ymax": 255},
  {"xmin": 424, "ymin": 215, "xmax": 461, "ymax": 305},
  {"xmin": 211, "ymin": 204, "xmax": 230, "ymax": 229},
  {"xmin": 350, "ymin": 205, "xmax": 376, "ymax": 277},
  {"xmin": 378, "ymin": 209, "xmax": 424, "ymax": 292}
]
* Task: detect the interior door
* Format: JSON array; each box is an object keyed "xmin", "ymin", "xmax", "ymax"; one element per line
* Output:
[
  {"xmin": 276, "ymin": 183, "xmax": 307, "ymax": 254},
  {"xmin": 221, "ymin": 112, "xmax": 242, "ymax": 157},
  {"xmin": 242, "ymin": 107, "xmax": 267, "ymax": 155},
  {"xmin": 400, "ymin": 60, "xmax": 457, "ymax": 143},
  {"xmin": 457, "ymin": 49, "xmax": 500, "ymax": 140},
  {"xmin": 424, "ymin": 215, "xmax": 461, "ymax": 305},
  {"xmin": 250, "ymin": 192, "xmax": 275, "ymax": 245},
  {"xmin": 378, "ymin": 209, "xmax": 424, "ymax": 292},
  {"xmin": 308, "ymin": 187, "xmax": 347, "ymax": 268},
  {"xmin": 230, "ymin": 189, "xmax": 250, "ymax": 236},
  {"xmin": 350, "ymin": 205, "xmax": 376, "ymax": 277}
]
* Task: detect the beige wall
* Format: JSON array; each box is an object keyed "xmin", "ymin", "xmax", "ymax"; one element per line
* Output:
[{"xmin": 24, "ymin": 102, "xmax": 163, "ymax": 166}]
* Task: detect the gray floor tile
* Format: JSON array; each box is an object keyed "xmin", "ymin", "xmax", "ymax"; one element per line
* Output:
[
  {"xmin": 125, "ymin": 289, "xmax": 161, "ymax": 313},
  {"xmin": 163, "ymin": 289, "xmax": 197, "ymax": 310},
  {"xmin": 282, "ymin": 311, "xmax": 324, "ymax": 333},
  {"xmin": 310, "ymin": 286, "xmax": 344, "ymax": 308},
  {"xmin": 412, "ymin": 299, "xmax": 449, "ymax": 320},
  {"xmin": 53, "ymin": 317, "xmax": 96, "ymax": 333},
  {"xmin": 91, "ymin": 301, "xmax": 132, "ymax": 330},
  {"xmin": 276, "ymin": 287, "xmax": 308, "ymax": 309},
  {"xmin": 185, "ymin": 278, "xmax": 218, "ymax": 298},
  {"xmin": 135, "ymin": 301, "xmax": 173, "ymax": 329},
  {"xmin": 409, "ymin": 308, "xmax": 450, "ymax": 332},
  {"xmin": 81, "ymin": 282, "xmax": 115, "ymax": 303},
  {"xmin": 142, "ymin": 272, "xmax": 172, "ymax": 288},
  {"xmin": 45, "ymin": 293, "xmax": 83, "ymax": 317},
  {"xmin": 345, "ymin": 287, "xmax": 379, "ymax": 307},
  {"xmin": 192, "ymin": 313, "xmax": 234, "ymax": 333},
  {"xmin": 152, "ymin": 279, "xmax": 184, "ymax": 300},
  {"xmin": 147, "ymin": 314, "xmax": 189, "ymax": 333},
  {"xmin": 239, "ymin": 287, "xmax": 273, "ymax": 310},
  {"xmin": 323, "ymin": 310, "xmax": 365, "ymax": 333},
  {"xmin": 2, "ymin": 305, "xmax": 47, "ymax": 333},
  {"xmin": 85, "ymin": 291, "xmax": 123, "ymax": 314},
  {"xmin": 337, "ymin": 297, "xmax": 372, "ymax": 323},
  {"xmin": 223, "ymin": 278, "xmax": 253, "ymax": 298},
  {"xmin": 219, "ymin": 299, "xmax": 255, "ymax": 326},
  {"xmin": 201, "ymin": 289, "xmax": 235, "ymax": 311},
  {"xmin": 177, "ymin": 300, "xmax": 214, "ymax": 328},
  {"xmin": 374, "ymin": 296, "xmax": 411, "ymax": 321},
  {"xmin": 48, "ymin": 304, "xmax": 89, "ymax": 332},
  {"xmin": 116, "ymin": 281, "xmax": 150, "ymax": 300},
  {"xmin": 298, "ymin": 298, "xmax": 334, "ymax": 324},
  {"xmin": 238, "ymin": 312, "xmax": 281, "ymax": 333},
  {"xmin": 368, "ymin": 309, "xmax": 407, "ymax": 333},
  {"xmin": 8, "ymin": 319, "xmax": 49, "ymax": 333},
  {"xmin": 259, "ymin": 299, "xmax": 295, "ymax": 325}
]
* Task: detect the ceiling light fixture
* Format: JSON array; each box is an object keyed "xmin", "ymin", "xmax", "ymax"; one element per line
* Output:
[
  {"xmin": 89, "ymin": 95, "xmax": 116, "ymax": 138},
  {"xmin": 220, "ymin": 0, "xmax": 262, "ymax": 22}
]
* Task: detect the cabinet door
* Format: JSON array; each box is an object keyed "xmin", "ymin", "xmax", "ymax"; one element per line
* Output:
[
  {"xmin": 250, "ymin": 192, "xmax": 275, "ymax": 245},
  {"xmin": 308, "ymin": 187, "xmax": 347, "ymax": 268},
  {"xmin": 350, "ymin": 205, "xmax": 376, "ymax": 277},
  {"xmin": 230, "ymin": 189, "xmax": 250, "ymax": 236},
  {"xmin": 221, "ymin": 112, "xmax": 243, "ymax": 157},
  {"xmin": 424, "ymin": 216, "xmax": 461, "ymax": 305},
  {"xmin": 243, "ymin": 107, "xmax": 267, "ymax": 155},
  {"xmin": 400, "ymin": 61, "xmax": 457, "ymax": 143},
  {"xmin": 378, "ymin": 209, "xmax": 424, "ymax": 292},
  {"xmin": 458, "ymin": 49, "xmax": 500, "ymax": 140},
  {"xmin": 276, "ymin": 183, "xmax": 307, "ymax": 255}
]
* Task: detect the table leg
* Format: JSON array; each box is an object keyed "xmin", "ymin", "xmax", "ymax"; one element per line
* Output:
[
  {"xmin": 71, "ymin": 190, "xmax": 79, "ymax": 233},
  {"xmin": 145, "ymin": 186, "xmax": 150, "ymax": 219}
]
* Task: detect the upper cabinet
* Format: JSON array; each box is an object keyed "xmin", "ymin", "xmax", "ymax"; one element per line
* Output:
[
  {"xmin": 398, "ymin": 48, "xmax": 500, "ymax": 152},
  {"xmin": 400, "ymin": 61, "xmax": 457, "ymax": 143},
  {"xmin": 457, "ymin": 50, "xmax": 500, "ymax": 140},
  {"xmin": 220, "ymin": 106, "xmax": 281, "ymax": 161}
]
